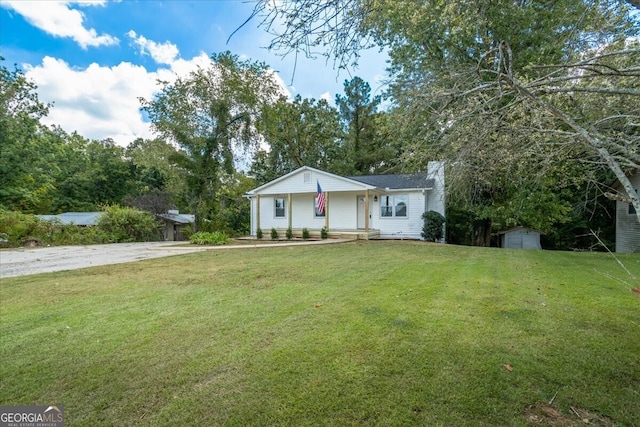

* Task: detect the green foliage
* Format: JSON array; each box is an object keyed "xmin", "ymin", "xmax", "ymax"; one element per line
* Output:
[
  {"xmin": 335, "ymin": 77, "xmax": 394, "ymax": 175},
  {"xmin": 254, "ymin": 0, "xmax": 639, "ymax": 242},
  {"xmin": 0, "ymin": 209, "xmax": 111, "ymax": 247},
  {"xmin": 256, "ymin": 227, "xmax": 263, "ymax": 239},
  {"xmin": 189, "ymin": 231, "xmax": 229, "ymax": 245},
  {"xmin": 285, "ymin": 227, "xmax": 293, "ymax": 240},
  {"xmin": 48, "ymin": 226, "xmax": 110, "ymax": 246},
  {"xmin": 0, "ymin": 62, "xmax": 55, "ymax": 213},
  {"xmin": 0, "ymin": 209, "xmax": 49, "ymax": 246},
  {"xmin": 97, "ymin": 205, "xmax": 161, "ymax": 243},
  {"xmin": 140, "ymin": 52, "xmax": 282, "ymax": 230},
  {"xmin": 320, "ymin": 227, "xmax": 328, "ymax": 239},
  {"xmin": 302, "ymin": 227, "xmax": 310, "ymax": 239},
  {"xmin": 270, "ymin": 227, "xmax": 279, "ymax": 239},
  {"xmin": 216, "ymin": 172, "xmax": 254, "ymax": 236},
  {"xmin": 252, "ymin": 95, "xmax": 345, "ymax": 185},
  {"xmin": 421, "ymin": 210, "xmax": 445, "ymax": 242},
  {"xmin": 445, "ymin": 206, "xmax": 475, "ymax": 246}
]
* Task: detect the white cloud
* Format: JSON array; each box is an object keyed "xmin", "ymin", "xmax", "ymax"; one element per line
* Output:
[
  {"xmin": 319, "ymin": 91, "xmax": 332, "ymax": 103},
  {"xmin": 24, "ymin": 56, "xmax": 156, "ymax": 144},
  {"xmin": 22, "ymin": 49, "xmax": 292, "ymax": 147},
  {"xmin": 166, "ymin": 52, "xmax": 212, "ymax": 76},
  {"xmin": 127, "ymin": 30, "xmax": 179, "ymax": 65},
  {"xmin": 1, "ymin": 0, "xmax": 118, "ymax": 49}
]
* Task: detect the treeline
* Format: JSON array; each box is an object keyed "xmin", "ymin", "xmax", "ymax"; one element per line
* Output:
[{"xmin": 0, "ymin": 49, "xmax": 619, "ymax": 249}]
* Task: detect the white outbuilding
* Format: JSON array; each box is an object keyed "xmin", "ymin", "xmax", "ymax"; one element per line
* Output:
[{"xmin": 498, "ymin": 227, "xmax": 542, "ymax": 250}]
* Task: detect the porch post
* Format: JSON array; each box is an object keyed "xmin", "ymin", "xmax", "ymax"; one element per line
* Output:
[
  {"xmin": 288, "ymin": 193, "xmax": 292, "ymax": 230},
  {"xmin": 364, "ymin": 190, "xmax": 370, "ymax": 232},
  {"xmin": 255, "ymin": 195, "xmax": 261, "ymax": 235},
  {"xmin": 324, "ymin": 192, "xmax": 329, "ymax": 231}
]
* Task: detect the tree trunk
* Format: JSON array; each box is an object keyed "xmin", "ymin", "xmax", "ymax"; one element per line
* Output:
[{"xmin": 473, "ymin": 218, "xmax": 492, "ymax": 246}]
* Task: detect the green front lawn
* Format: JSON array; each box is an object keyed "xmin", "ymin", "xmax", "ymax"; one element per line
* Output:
[{"xmin": 1, "ymin": 242, "xmax": 639, "ymax": 426}]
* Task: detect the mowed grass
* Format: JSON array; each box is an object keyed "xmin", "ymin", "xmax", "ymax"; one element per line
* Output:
[{"xmin": 1, "ymin": 241, "xmax": 639, "ymax": 426}]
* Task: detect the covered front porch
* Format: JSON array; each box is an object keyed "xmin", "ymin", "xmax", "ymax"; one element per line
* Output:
[{"xmin": 250, "ymin": 188, "xmax": 380, "ymax": 241}]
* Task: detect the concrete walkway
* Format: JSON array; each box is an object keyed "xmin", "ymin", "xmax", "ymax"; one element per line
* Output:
[{"xmin": 0, "ymin": 239, "xmax": 353, "ymax": 279}]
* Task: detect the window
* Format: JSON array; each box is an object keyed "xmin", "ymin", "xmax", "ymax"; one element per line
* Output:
[
  {"xmin": 275, "ymin": 198, "xmax": 286, "ymax": 217},
  {"xmin": 314, "ymin": 196, "xmax": 325, "ymax": 217},
  {"xmin": 630, "ymin": 189, "xmax": 638, "ymax": 215},
  {"xmin": 380, "ymin": 195, "xmax": 408, "ymax": 218}
]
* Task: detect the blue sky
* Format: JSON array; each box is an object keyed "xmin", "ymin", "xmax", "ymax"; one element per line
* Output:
[{"xmin": 1, "ymin": 0, "xmax": 389, "ymax": 145}]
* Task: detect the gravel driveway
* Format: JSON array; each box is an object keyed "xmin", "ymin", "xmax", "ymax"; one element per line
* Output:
[
  {"xmin": 0, "ymin": 239, "xmax": 351, "ymax": 279},
  {"xmin": 0, "ymin": 242, "xmax": 209, "ymax": 279}
]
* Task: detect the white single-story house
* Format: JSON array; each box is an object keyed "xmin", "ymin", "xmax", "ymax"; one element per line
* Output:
[
  {"xmin": 498, "ymin": 227, "xmax": 542, "ymax": 250},
  {"xmin": 614, "ymin": 171, "xmax": 640, "ymax": 253},
  {"xmin": 245, "ymin": 162, "xmax": 445, "ymax": 240}
]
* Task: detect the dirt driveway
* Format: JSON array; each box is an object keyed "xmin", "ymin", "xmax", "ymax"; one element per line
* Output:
[{"xmin": 0, "ymin": 239, "xmax": 351, "ymax": 279}]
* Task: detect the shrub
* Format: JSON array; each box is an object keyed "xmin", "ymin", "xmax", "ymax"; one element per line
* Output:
[
  {"xmin": 256, "ymin": 227, "xmax": 263, "ymax": 239},
  {"xmin": 189, "ymin": 231, "xmax": 229, "ymax": 245},
  {"xmin": 302, "ymin": 228, "xmax": 310, "ymax": 240},
  {"xmin": 0, "ymin": 210, "xmax": 55, "ymax": 246},
  {"xmin": 0, "ymin": 207, "xmax": 161, "ymax": 247},
  {"xmin": 97, "ymin": 205, "xmax": 161, "ymax": 243},
  {"xmin": 321, "ymin": 227, "xmax": 328, "ymax": 239},
  {"xmin": 286, "ymin": 227, "xmax": 293, "ymax": 240},
  {"xmin": 421, "ymin": 210, "xmax": 446, "ymax": 242},
  {"xmin": 48, "ymin": 224, "xmax": 110, "ymax": 246},
  {"xmin": 271, "ymin": 227, "xmax": 279, "ymax": 239}
]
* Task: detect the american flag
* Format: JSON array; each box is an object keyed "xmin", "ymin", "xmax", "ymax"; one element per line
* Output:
[{"xmin": 317, "ymin": 181, "xmax": 326, "ymax": 214}]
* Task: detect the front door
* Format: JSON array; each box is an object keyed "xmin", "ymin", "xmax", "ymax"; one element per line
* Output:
[{"xmin": 357, "ymin": 196, "xmax": 366, "ymax": 229}]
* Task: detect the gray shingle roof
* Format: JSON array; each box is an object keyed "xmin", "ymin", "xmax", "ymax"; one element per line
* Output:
[{"xmin": 348, "ymin": 173, "xmax": 434, "ymax": 190}]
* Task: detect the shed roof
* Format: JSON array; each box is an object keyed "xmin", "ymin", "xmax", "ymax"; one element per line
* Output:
[
  {"xmin": 498, "ymin": 226, "xmax": 541, "ymax": 235},
  {"xmin": 37, "ymin": 212, "xmax": 103, "ymax": 226},
  {"xmin": 348, "ymin": 173, "xmax": 434, "ymax": 190},
  {"xmin": 157, "ymin": 213, "xmax": 195, "ymax": 224}
]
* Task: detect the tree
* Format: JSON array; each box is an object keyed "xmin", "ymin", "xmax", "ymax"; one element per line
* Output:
[
  {"xmin": 0, "ymin": 61, "xmax": 55, "ymax": 213},
  {"xmin": 124, "ymin": 137, "xmax": 189, "ymax": 213},
  {"xmin": 335, "ymin": 77, "xmax": 389, "ymax": 174},
  {"xmin": 252, "ymin": 94, "xmax": 344, "ymax": 184},
  {"xmin": 140, "ymin": 51, "xmax": 283, "ymax": 229},
  {"xmin": 251, "ymin": 0, "xmax": 640, "ymax": 243}
]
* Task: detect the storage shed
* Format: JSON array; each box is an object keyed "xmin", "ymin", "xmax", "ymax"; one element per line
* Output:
[
  {"xmin": 157, "ymin": 209, "xmax": 195, "ymax": 241},
  {"xmin": 499, "ymin": 227, "xmax": 542, "ymax": 250}
]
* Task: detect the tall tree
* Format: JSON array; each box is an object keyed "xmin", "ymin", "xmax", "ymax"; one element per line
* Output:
[
  {"xmin": 335, "ymin": 77, "xmax": 387, "ymax": 174},
  {"xmin": 140, "ymin": 52, "xmax": 282, "ymax": 228},
  {"xmin": 0, "ymin": 61, "xmax": 55, "ymax": 213},
  {"xmin": 252, "ymin": 94, "xmax": 344, "ymax": 184}
]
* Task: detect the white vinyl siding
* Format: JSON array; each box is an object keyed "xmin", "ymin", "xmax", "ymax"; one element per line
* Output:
[{"xmin": 377, "ymin": 192, "xmax": 427, "ymax": 239}]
